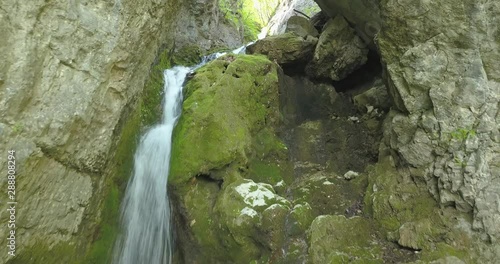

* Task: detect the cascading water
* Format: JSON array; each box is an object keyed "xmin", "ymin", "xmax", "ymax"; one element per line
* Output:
[
  {"xmin": 113, "ymin": 65, "xmax": 190, "ymax": 264},
  {"xmin": 114, "ymin": 45, "xmax": 248, "ymax": 264}
]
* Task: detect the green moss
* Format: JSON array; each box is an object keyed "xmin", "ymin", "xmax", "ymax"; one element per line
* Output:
[
  {"xmin": 183, "ymin": 177, "xmax": 221, "ymax": 258},
  {"xmin": 82, "ymin": 104, "xmax": 141, "ymax": 263},
  {"xmin": 420, "ymin": 243, "xmax": 469, "ymax": 262},
  {"xmin": 308, "ymin": 215, "xmax": 383, "ymax": 263},
  {"xmin": 172, "ymin": 45, "xmax": 202, "ymax": 66},
  {"xmin": 84, "ymin": 185, "xmax": 120, "ymax": 264},
  {"xmin": 219, "ymin": 0, "xmax": 280, "ymax": 41},
  {"xmin": 8, "ymin": 243, "xmax": 78, "ymax": 264},
  {"xmin": 247, "ymin": 160, "xmax": 282, "ymax": 185},
  {"xmin": 141, "ymin": 48, "xmax": 173, "ymax": 126},
  {"xmin": 170, "ymin": 54, "xmax": 280, "ymax": 186},
  {"xmin": 289, "ymin": 203, "xmax": 314, "ymax": 236},
  {"xmin": 364, "ymin": 157, "xmax": 440, "ymax": 235}
]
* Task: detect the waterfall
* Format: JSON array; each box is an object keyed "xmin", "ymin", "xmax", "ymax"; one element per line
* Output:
[
  {"xmin": 112, "ymin": 65, "xmax": 190, "ymax": 264},
  {"xmin": 113, "ymin": 46, "xmax": 247, "ymax": 264}
]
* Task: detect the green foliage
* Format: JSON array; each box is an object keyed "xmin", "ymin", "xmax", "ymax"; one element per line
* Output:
[
  {"xmin": 219, "ymin": 0, "xmax": 281, "ymax": 41},
  {"xmin": 11, "ymin": 122, "xmax": 23, "ymax": 134},
  {"xmin": 450, "ymin": 127, "xmax": 476, "ymax": 142},
  {"xmin": 454, "ymin": 156, "xmax": 467, "ymax": 168}
]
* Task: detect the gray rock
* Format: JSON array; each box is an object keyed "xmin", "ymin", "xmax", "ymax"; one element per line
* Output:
[
  {"xmin": 305, "ymin": 15, "xmax": 368, "ymax": 81},
  {"xmin": 0, "ymin": 0, "xmax": 244, "ymax": 261},
  {"xmin": 313, "ymin": 0, "xmax": 381, "ymax": 47},
  {"xmin": 377, "ymin": 0, "xmax": 500, "ymax": 244},
  {"xmin": 308, "ymin": 215, "xmax": 383, "ymax": 263},
  {"xmin": 285, "ymin": 16, "xmax": 319, "ymax": 38},
  {"xmin": 353, "ymin": 78, "xmax": 391, "ymax": 112},
  {"xmin": 262, "ymin": 0, "xmax": 320, "ymax": 37},
  {"xmin": 247, "ymin": 33, "xmax": 318, "ymax": 64}
]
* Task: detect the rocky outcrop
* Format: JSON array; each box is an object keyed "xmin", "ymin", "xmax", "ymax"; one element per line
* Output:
[
  {"xmin": 261, "ymin": 0, "xmax": 320, "ymax": 37},
  {"xmin": 308, "ymin": 215, "xmax": 383, "ymax": 263},
  {"xmin": 313, "ymin": 0, "xmax": 381, "ymax": 46},
  {"xmin": 169, "ymin": 54, "xmax": 288, "ymax": 263},
  {"xmin": 285, "ymin": 16, "xmax": 319, "ymax": 37},
  {"xmin": 377, "ymin": 0, "xmax": 500, "ymax": 249},
  {"xmin": 0, "ymin": 1, "xmax": 179, "ymax": 262},
  {"xmin": 247, "ymin": 33, "xmax": 318, "ymax": 64},
  {"xmin": 305, "ymin": 15, "xmax": 368, "ymax": 81},
  {"xmin": 0, "ymin": 0, "xmax": 243, "ymax": 262}
]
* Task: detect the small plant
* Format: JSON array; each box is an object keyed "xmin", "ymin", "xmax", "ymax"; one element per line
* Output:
[
  {"xmin": 453, "ymin": 156, "xmax": 467, "ymax": 168},
  {"xmin": 450, "ymin": 128, "xmax": 476, "ymax": 142},
  {"xmin": 11, "ymin": 122, "xmax": 23, "ymax": 134}
]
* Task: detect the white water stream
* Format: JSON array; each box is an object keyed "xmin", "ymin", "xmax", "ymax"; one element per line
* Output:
[{"xmin": 114, "ymin": 45, "xmax": 248, "ymax": 264}]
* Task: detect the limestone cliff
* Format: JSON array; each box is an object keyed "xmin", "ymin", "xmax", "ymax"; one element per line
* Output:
[{"xmin": 0, "ymin": 0, "xmax": 243, "ymax": 263}]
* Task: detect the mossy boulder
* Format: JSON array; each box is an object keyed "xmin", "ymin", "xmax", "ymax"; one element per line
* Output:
[
  {"xmin": 285, "ymin": 16, "xmax": 319, "ymax": 38},
  {"xmin": 170, "ymin": 54, "xmax": 283, "ymax": 185},
  {"xmin": 289, "ymin": 202, "xmax": 315, "ymax": 236},
  {"xmin": 307, "ymin": 215, "xmax": 383, "ymax": 263},
  {"xmin": 170, "ymin": 54, "xmax": 293, "ymax": 263},
  {"xmin": 247, "ymin": 33, "xmax": 318, "ymax": 65},
  {"xmin": 364, "ymin": 155, "xmax": 475, "ymax": 262}
]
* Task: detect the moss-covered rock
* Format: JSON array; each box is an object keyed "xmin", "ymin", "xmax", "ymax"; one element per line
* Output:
[
  {"xmin": 308, "ymin": 215, "xmax": 383, "ymax": 263},
  {"xmin": 289, "ymin": 202, "xmax": 315, "ymax": 236},
  {"xmin": 364, "ymin": 155, "xmax": 475, "ymax": 262},
  {"xmin": 247, "ymin": 33, "xmax": 318, "ymax": 65},
  {"xmin": 170, "ymin": 54, "xmax": 282, "ymax": 186},
  {"xmin": 170, "ymin": 54, "xmax": 294, "ymax": 263}
]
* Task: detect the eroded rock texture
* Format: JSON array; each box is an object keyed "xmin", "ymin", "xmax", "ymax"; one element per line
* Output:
[
  {"xmin": 0, "ymin": 0, "xmax": 243, "ymax": 262},
  {"xmin": 377, "ymin": 0, "xmax": 500, "ymax": 245}
]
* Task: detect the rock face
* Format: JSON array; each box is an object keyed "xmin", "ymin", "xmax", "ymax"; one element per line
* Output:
[
  {"xmin": 305, "ymin": 15, "xmax": 368, "ymax": 81},
  {"xmin": 377, "ymin": 0, "xmax": 500, "ymax": 247},
  {"xmin": 0, "ymin": 0, "xmax": 243, "ymax": 262},
  {"xmin": 262, "ymin": 0, "xmax": 320, "ymax": 37},
  {"xmin": 313, "ymin": 0, "xmax": 381, "ymax": 46}
]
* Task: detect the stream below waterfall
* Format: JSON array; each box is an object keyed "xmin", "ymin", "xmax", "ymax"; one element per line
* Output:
[{"xmin": 113, "ymin": 45, "xmax": 248, "ymax": 264}]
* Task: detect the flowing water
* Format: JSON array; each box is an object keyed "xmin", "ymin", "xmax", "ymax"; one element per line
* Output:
[
  {"xmin": 112, "ymin": 65, "xmax": 190, "ymax": 264},
  {"xmin": 114, "ymin": 46, "xmax": 248, "ymax": 264}
]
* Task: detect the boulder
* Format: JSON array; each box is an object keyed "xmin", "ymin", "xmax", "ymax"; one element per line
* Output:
[
  {"xmin": 313, "ymin": 0, "xmax": 381, "ymax": 46},
  {"xmin": 305, "ymin": 15, "xmax": 368, "ymax": 81},
  {"xmin": 169, "ymin": 54, "xmax": 292, "ymax": 263},
  {"xmin": 285, "ymin": 15, "xmax": 319, "ymax": 38},
  {"xmin": 247, "ymin": 33, "xmax": 318, "ymax": 64},
  {"xmin": 308, "ymin": 215, "xmax": 383, "ymax": 263},
  {"xmin": 353, "ymin": 78, "xmax": 392, "ymax": 112}
]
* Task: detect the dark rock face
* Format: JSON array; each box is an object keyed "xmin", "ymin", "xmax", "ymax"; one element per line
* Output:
[{"xmin": 305, "ymin": 15, "xmax": 369, "ymax": 81}]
